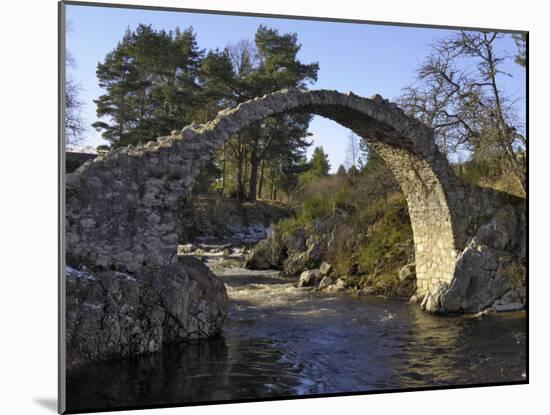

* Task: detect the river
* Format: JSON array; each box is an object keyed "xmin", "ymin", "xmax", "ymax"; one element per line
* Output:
[{"xmin": 66, "ymin": 254, "xmax": 526, "ymax": 412}]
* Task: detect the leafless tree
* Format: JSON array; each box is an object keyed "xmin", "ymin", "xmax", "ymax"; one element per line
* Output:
[
  {"xmin": 398, "ymin": 31, "xmax": 526, "ymax": 195},
  {"xmin": 65, "ymin": 33, "xmax": 86, "ymax": 148},
  {"xmin": 344, "ymin": 132, "xmax": 361, "ymax": 169}
]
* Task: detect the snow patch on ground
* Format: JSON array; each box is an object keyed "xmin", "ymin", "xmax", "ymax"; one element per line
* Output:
[{"xmin": 66, "ymin": 266, "xmax": 94, "ymax": 280}]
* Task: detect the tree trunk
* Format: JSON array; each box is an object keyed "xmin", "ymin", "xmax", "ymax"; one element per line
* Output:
[
  {"xmin": 258, "ymin": 160, "xmax": 266, "ymax": 199},
  {"xmin": 485, "ymin": 35, "xmax": 526, "ymax": 196},
  {"xmin": 248, "ymin": 145, "xmax": 259, "ymax": 201},
  {"xmin": 270, "ymin": 167, "xmax": 275, "ymax": 200},
  {"xmin": 236, "ymin": 134, "xmax": 245, "ymax": 201},
  {"xmin": 243, "ymin": 146, "xmax": 249, "ymax": 199}
]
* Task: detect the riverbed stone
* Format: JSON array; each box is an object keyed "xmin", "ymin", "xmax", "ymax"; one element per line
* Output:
[
  {"xmin": 358, "ymin": 287, "xmax": 378, "ymax": 296},
  {"xmin": 335, "ymin": 278, "xmax": 347, "ymax": 289},
  {"xmin": 298, "ymin": 269, "xmax": 322, "ymax": 288},
  {"xmin": 326, "ymin": 284, "xmax": 346, "ymax": 293},
  {"xmin": 318, "ymin": 276, "xmax": 333, "ymax": 290},
  {"xmin": 409, "ymin": 294, "xmax": 423, "ymax": 304}
]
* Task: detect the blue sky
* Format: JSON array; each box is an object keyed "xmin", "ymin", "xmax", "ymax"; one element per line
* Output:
[{"xmin": 66, "ymin": 4, "xmax": 526, "ymax": 172}]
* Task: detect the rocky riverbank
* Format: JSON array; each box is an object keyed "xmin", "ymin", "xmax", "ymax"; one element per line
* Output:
[
  {"xmin": 241, "ymin": 204, "xmax": 526, "ymax": 314},
  {"xmin": 66, "ymin": 256, "xmax": 228, "ymax": 370},
  {"xmin": 177, "ymin": 242, "xmax": 409, "ymax": 299},
  {"xmin": 183, "ymin": 241, "xmax": 525, "ymax": 317},
  {"xmin": 242, "ymin": 204, "xmax": 418, "ymax": 300}
]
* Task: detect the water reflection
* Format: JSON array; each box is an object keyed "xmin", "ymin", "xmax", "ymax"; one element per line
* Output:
[
  {"xmin": 389, "ymin": 306, "xmax": 526, "ymax": 387},
  {"xmin": 67, "ymin": 337, "xmax": 230, "ymax": 411},
  {"xmin": 67, "ymin": 263, "xmax": 526, "ymax": 412}
]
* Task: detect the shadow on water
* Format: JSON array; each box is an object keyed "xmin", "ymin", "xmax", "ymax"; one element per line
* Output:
[
  {"xmin": 67, "ymin": 337, "xmax": 229, "ymax": 411},
  {"xmin": 67, "ymin": 334, "xmax": 308, "ymax": 412}
]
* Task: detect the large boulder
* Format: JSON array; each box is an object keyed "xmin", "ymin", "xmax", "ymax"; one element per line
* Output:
[
  {"xmin": 422, "ymin": 238, "xmax": 514, "ymax": 313},
  {"xmin": 305, "ymin": 235, "xmax": 327, "ymax": 268},
  {"xmin": 244, "ymin": 232, "xmax": 285, "ymax": 270},
  {"xmin": 66, "ymin": 256, "xmax": 228, "ymax": 370},
  {"xmin": 421, "ymin": 281, "xmax": 449, "ymax": 313},
  {"xmin": 243, "ymin": 239, "xmax": 272, "ymax": 270},
  {"xmin": 298, "ymin": 269, "xmax": 322, "ymax": 287},
  {"xmin": 319, "ymin": 261, "xmax": 332, "ymax": 276},
  {"xmin": 474, "ymin": 205, "xmax": 518, "ymax": 251},
  {"xmin": 282, "ymin": 228, "xmax": 307, "ymax": 255}
]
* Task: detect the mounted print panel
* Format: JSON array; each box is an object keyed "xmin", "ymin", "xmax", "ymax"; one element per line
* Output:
[{"xmin": 59, "ymin": 1, "xmax": 528, "ymax": 413}]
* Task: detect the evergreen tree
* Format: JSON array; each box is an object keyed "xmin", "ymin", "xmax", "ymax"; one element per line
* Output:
[
  {"xmin": 362, "ymin": 143, "xmax": 385, "ymax": 174},
  {"xmin": 300, "ymin": 146, "xmax": 331, "ymax": 185},
  {"xmin": 512, "ymin": 33, "xmax": 527, "ymax": 67},
  {"xmin": 197, "ymin": 48, "xmax": 236, "ymax": 120},
  {"xmin": 310, "ymin": 146, "xmax": 331, "ymax": 176},
  {"xmin": 196, "ymin": 26, "xmax": 319, "ymax": 201},
  {"xmin": 336, "ymin": 164, "xmax": 348, "ymax": 177},
  {"xmin": 93, "ymin": 24, "xmax": 203, "ymax": 147},
  {"xmin": 91, "ymin": 24, "xmax": 321, "ymax": 202},
  {"xmin": 244, "ymin": 26, "xmax": 319, "ymax": 200}
]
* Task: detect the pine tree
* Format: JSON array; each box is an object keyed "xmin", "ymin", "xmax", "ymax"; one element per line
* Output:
[
  {"xmin": 196, "ymin": 26, "xmax": 319, "ymax": 201},
  {"xmin": 244, "ymin": 26, "xmax": 319, "ymax": 200},
  {"xmin": 512, "ymin": 33, "xmax": 527, "ymax": 67},
  {"xmin": 302, "ymin": 146, "xmax": 331, "ymax": 180},
  {"xmin": 336, "ymin": 164, "xmax": 347, "ymax": 177},
  {"xmin": 93, "ymin": 24, "xmax": 203, "ymax": 147}
]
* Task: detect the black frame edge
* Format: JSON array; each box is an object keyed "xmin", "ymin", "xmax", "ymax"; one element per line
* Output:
[{"xmin": 58, "ymin": 1, "xmax": 67, "ymax": 414}]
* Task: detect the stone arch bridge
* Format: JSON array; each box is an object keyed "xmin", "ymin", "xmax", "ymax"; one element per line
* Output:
[{"xmin": 66, "ymin": 89, "xmax": 525, "ymax": 313}]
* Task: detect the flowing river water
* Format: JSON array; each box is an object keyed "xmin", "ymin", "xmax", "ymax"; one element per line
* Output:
[{"xmin": 67, "ymin": 254, "xmax": 527, "ymax": 412}]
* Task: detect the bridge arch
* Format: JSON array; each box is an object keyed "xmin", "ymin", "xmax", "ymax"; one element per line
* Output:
[{"xmin": 66, "ymin": 89, "xmax": 483, "ymax": 300}]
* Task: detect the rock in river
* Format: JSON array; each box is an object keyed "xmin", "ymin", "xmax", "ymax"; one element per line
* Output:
[
  {"xmin": 298, "ymin": 269, "xmax": 322, "ymax": 288},
  {"xmin": 318, "ymin": 276, "xmax": 333, "ymax": 290}
]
